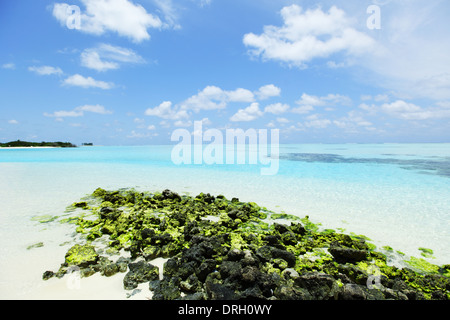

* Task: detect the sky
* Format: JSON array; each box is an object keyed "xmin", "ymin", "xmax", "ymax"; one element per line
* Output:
[{"xmin": 1, "ymin": 0, "xmax": 450, "ymax": 145}]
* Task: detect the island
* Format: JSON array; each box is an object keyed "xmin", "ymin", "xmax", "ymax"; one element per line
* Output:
[{"xmin": 0, "ymin": 140, "xmax": 77, "ymax": 148}]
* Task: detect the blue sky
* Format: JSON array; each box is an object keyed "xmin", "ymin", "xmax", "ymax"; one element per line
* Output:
[{"xmin": 1, "ymin": 0, "xmax": 450, "ymax": 145}]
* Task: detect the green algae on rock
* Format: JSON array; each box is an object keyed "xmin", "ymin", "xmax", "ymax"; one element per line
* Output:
[
  {"xmin": 43, "ymin": 188, "xmax": 450, "ymax": 300},
  {"xmin": 419, "ymin": 247, "xmax": 435, "ymax": 259},
  {"xmin": 27, "ymin": 242, "xmax": 44, "ymax": 250},
  {"xmin": 31, "ymin": 214, "xmax": 59, "ymax": 224},
  {"xmin": 65, "ymin": 244, "xmax": 99, "ymax": 268}
]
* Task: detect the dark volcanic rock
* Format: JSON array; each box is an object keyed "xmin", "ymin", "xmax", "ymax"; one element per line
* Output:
[
  {"xmin": 206, "ymin": 282, "xmax": 237, "ymax": 300},
  {"xmin": 329, "ymin": 243, "xmax": 368, "ymax": 263},
  {"xmin": 256, "ymin": 245, "xmax": 296, "ymax": 268},
  {"xmin": 295, "ymin": 272, "xmax": 340, "ymax": 300},
  {"xmin": 123, "ymin": 261, "xmax": 159, "ymax": 290},
  {"xmin": 48, "ymin": 188, "xmax": 450, "ymax": 301}
]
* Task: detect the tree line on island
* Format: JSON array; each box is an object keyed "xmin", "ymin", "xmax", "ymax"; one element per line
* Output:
[{"xmin": 0, "ymin": 140, "xmax": 81, "ymax": 148}]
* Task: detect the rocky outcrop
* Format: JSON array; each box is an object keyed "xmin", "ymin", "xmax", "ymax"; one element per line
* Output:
[
  {"xmin": 123, "ymin": 261, "xmax": 159, "ymax": 290},
  {"xmin": 64, "ymin": 244, "xmax": 99, "ymax": 268},
  {"xmin": 43, "ymin": 188, "xmax": 450, "ymax": 300}
]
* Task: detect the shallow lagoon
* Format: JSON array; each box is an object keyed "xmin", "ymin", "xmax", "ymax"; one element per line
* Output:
[{"xmin": 0, "ymin": 143, "xmax": 449, "ymax": 298}]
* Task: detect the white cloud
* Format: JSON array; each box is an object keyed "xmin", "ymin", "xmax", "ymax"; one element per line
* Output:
[
  {"xmin": 303, "ymin": 114, "xmax": 332, "ymax": 129},
  {"xmin": 296, "ymin": 93, "xmax": 325, "ymax": 107},
  {"xmin": 44, "ymin": 104, "xmax": 112, "ymax": 118},
  {"xmin": 358, "ymin": 103, "xmax": 378, "ymax": 115},
  {"xmin": 8, "ymin": 120, "xmax": 19, "ymax": 125},
  {"xmin": 230, "ymin": 102, "xmax": 264, "ymax": 122},
  {"xmin": 326, "ymin": 60, "xmax": 348, "ymax": 69},
  {"xmin": 152, "ymin": 0, "xmax": 181, "ymax": 30},
  {"xmin": 77, "ymin": 104, "xmax": 113, "ymax": 115},
  {"xmin": 380, "ymin": 100, "xmax": 450, "ymax": 120},
  {"xmin": 300, "ymin": 93, "xmax": 351, "ymax": 106},
  {"xmin": 81, "ymin": 50, "xmax": 118, "ymax": 72},
  {"xmin": 276, "ymin": 117, "xmax": 290, "ymax": 124},
  {"xmin": 62, "ymin": 74, "xmax": 114, "ymax": 89},
  {"xmin": 412, "ymin": 74, "xmax": 450, "ymax": 101},
  {"xmin": 333, "ymin": 110, "xmax": 373, "ymax": 130},
  {"xmin": 81, "ymin": 43, "xmax": 145, "ymax": 72},
  {"xmin": 47, "ymin": 110, "xmax": 84, "ymax": 118},
  {"xmin": 196, "ymin": 0, "xmax": 211, "ymax": 7},
  {"xmin": 28, "ymin": 65, "xmax": 63, "ymax": 75},
  {"xmin": 174, "ymin": 120, "xmax": 192, "ymax": 127},
  {"xmin": 355, "ymin": 99, "xmax": 450, "ymax": 122},
  {"xmin": 241, "ymin": 1, "xmax": 450, "ymax": 101},
  {"xmin": 264, "ymin": 103, "xmax": 290, "ymax": 115},
  {"xmin": 354, "ymin": 0, "xmax": 450, "ymax": 100},
  {"xmin": 180, "ymin": 86, "xmax": 256, "ymax": 112},
  {"xmin": 227, "ymin": 88, "xmax": 255, "ymax": 103},
  {"xmin": 53, "ymin": 0, "xmax": 162, "ymax": 43},
  {"xmin": 436, "ymin": 101, "xmax": 450, "ymax": 109},
  {"xmin": 305, "ymin": 119, "xmax": 331, "ymax": 129},
  {"xmin": 292, "ymin": 93, "xmax": 351, "ymax": 114},
  {"xmin": 127, "ymin": 130, "xmax": 157, "ymax": 138},
  {"xmin": 2, "ymin": 63, "xmax": 16, "ymax": 70},
  {"xmin": 374, "ymin": 94, "xmax": 389, "ymax": 103},
  {"xmin": 255, "ymin": 84, "xmax": 281, "ymax": 100},
  {"xmin": 381, "ymin": 100, "xmax": 421, "ymax": 114},
  {"xmin": 180, "ymin": 86, "xmax": 227, "ymax": 112},
  {"xmin": 200, "ymin": 117, "xmax": 212, "ymax": 126},
  {"xmin": 291, "ymin": 105, "xmax": 314, "ymax": 115},
  {"xmin": 145, "ymin": 101, "xmax": 189, "ymax": 120},
  {"xmin": 266, "ymin": 121, "xmax": 276, "ymax": 128},
  {"xmin": 147, "ymin": 84, "xmax": 282, "ymax": 124},
  {"xmin": 243, "ymin": 4, "xmax": 376, "ymax": 68}
]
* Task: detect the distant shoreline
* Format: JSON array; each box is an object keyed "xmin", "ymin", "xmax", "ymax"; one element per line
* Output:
[
  {"xmin": 0, "ymin": 140, "xmax": 77, "ymax": 148},
  {"xmin": 0, "ymin": 146, "xmax": 58, "ymax": 150}
]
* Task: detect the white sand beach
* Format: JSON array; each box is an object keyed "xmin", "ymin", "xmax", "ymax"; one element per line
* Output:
[
  {"xmin": 0, "ymin": 147, "xmax": 58, "ymax": 149},
  {"xmin": 1, "ymin": 144, "xmax": 449, "ymax": 300},
  {"xmin": 20, "ymin": 257, "xmax": 168, "ymax": 300}
]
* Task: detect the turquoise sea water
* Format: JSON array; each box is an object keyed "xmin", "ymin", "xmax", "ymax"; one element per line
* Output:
[{"xmin": 0, "ymin": 143, "xmax": 449, "ymax": 298}]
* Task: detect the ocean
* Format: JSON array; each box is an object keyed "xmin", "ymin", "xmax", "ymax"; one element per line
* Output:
[{"xmin": 0, "ymin": 143, "xmax": 449, "ymax": 299}]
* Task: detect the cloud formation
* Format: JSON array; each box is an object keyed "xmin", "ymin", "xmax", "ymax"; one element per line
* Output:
[
  {"xmin": 264, "ymin": 103, "xmax": 290, "ymax": 115},
  {"xmin": 81, "ymin": 43, "xmax": 145, "ymax": 72},
  {"xmin": 145, "ymin": 101, "xmax": 189, "ymax": 120},
  {"xmin": 2, "ymin": 63, "xmax": 16, "ymax": 70},
  {"xmin": 178, "ymin": 86, "xmax": 256, "ymax": 113},
  {"xmin": 243, "ymin": 5, "xmax": 376, "ymax": 68},
  {"xmin": 380, "ymin": 100, "xmax": 450, "ymax": 120},
  {"xmin": 230, "ymin": 102, "xmax": 264, "ymax": 122},
  {"xmin": 292, "ymin": 93, "xmax": 351, "ymax": 114},
  {"xmin": 145, "ymin": 84, "xmax": 283, "ymax": 123},
  {"xmin": 44, "ymin": 104, "xmax": 113, "ymax": 118},
  {"xmin": 52, "ymin": 0, "xmax": 162, "ymax": 42},
  {"xmin": 360, "ymin": 0, "xmax": 450, "ymax": 100},
  {"xmin": 62, "ymin": 74, "xmax": 114, "ymax": 89},
  {"xmin": 28, "ymin": 65, "xmax": 63, "ymax": 76},
  {"xmin": 255, "ymin": 84, "xmax": 281, "ymax": 100}
]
